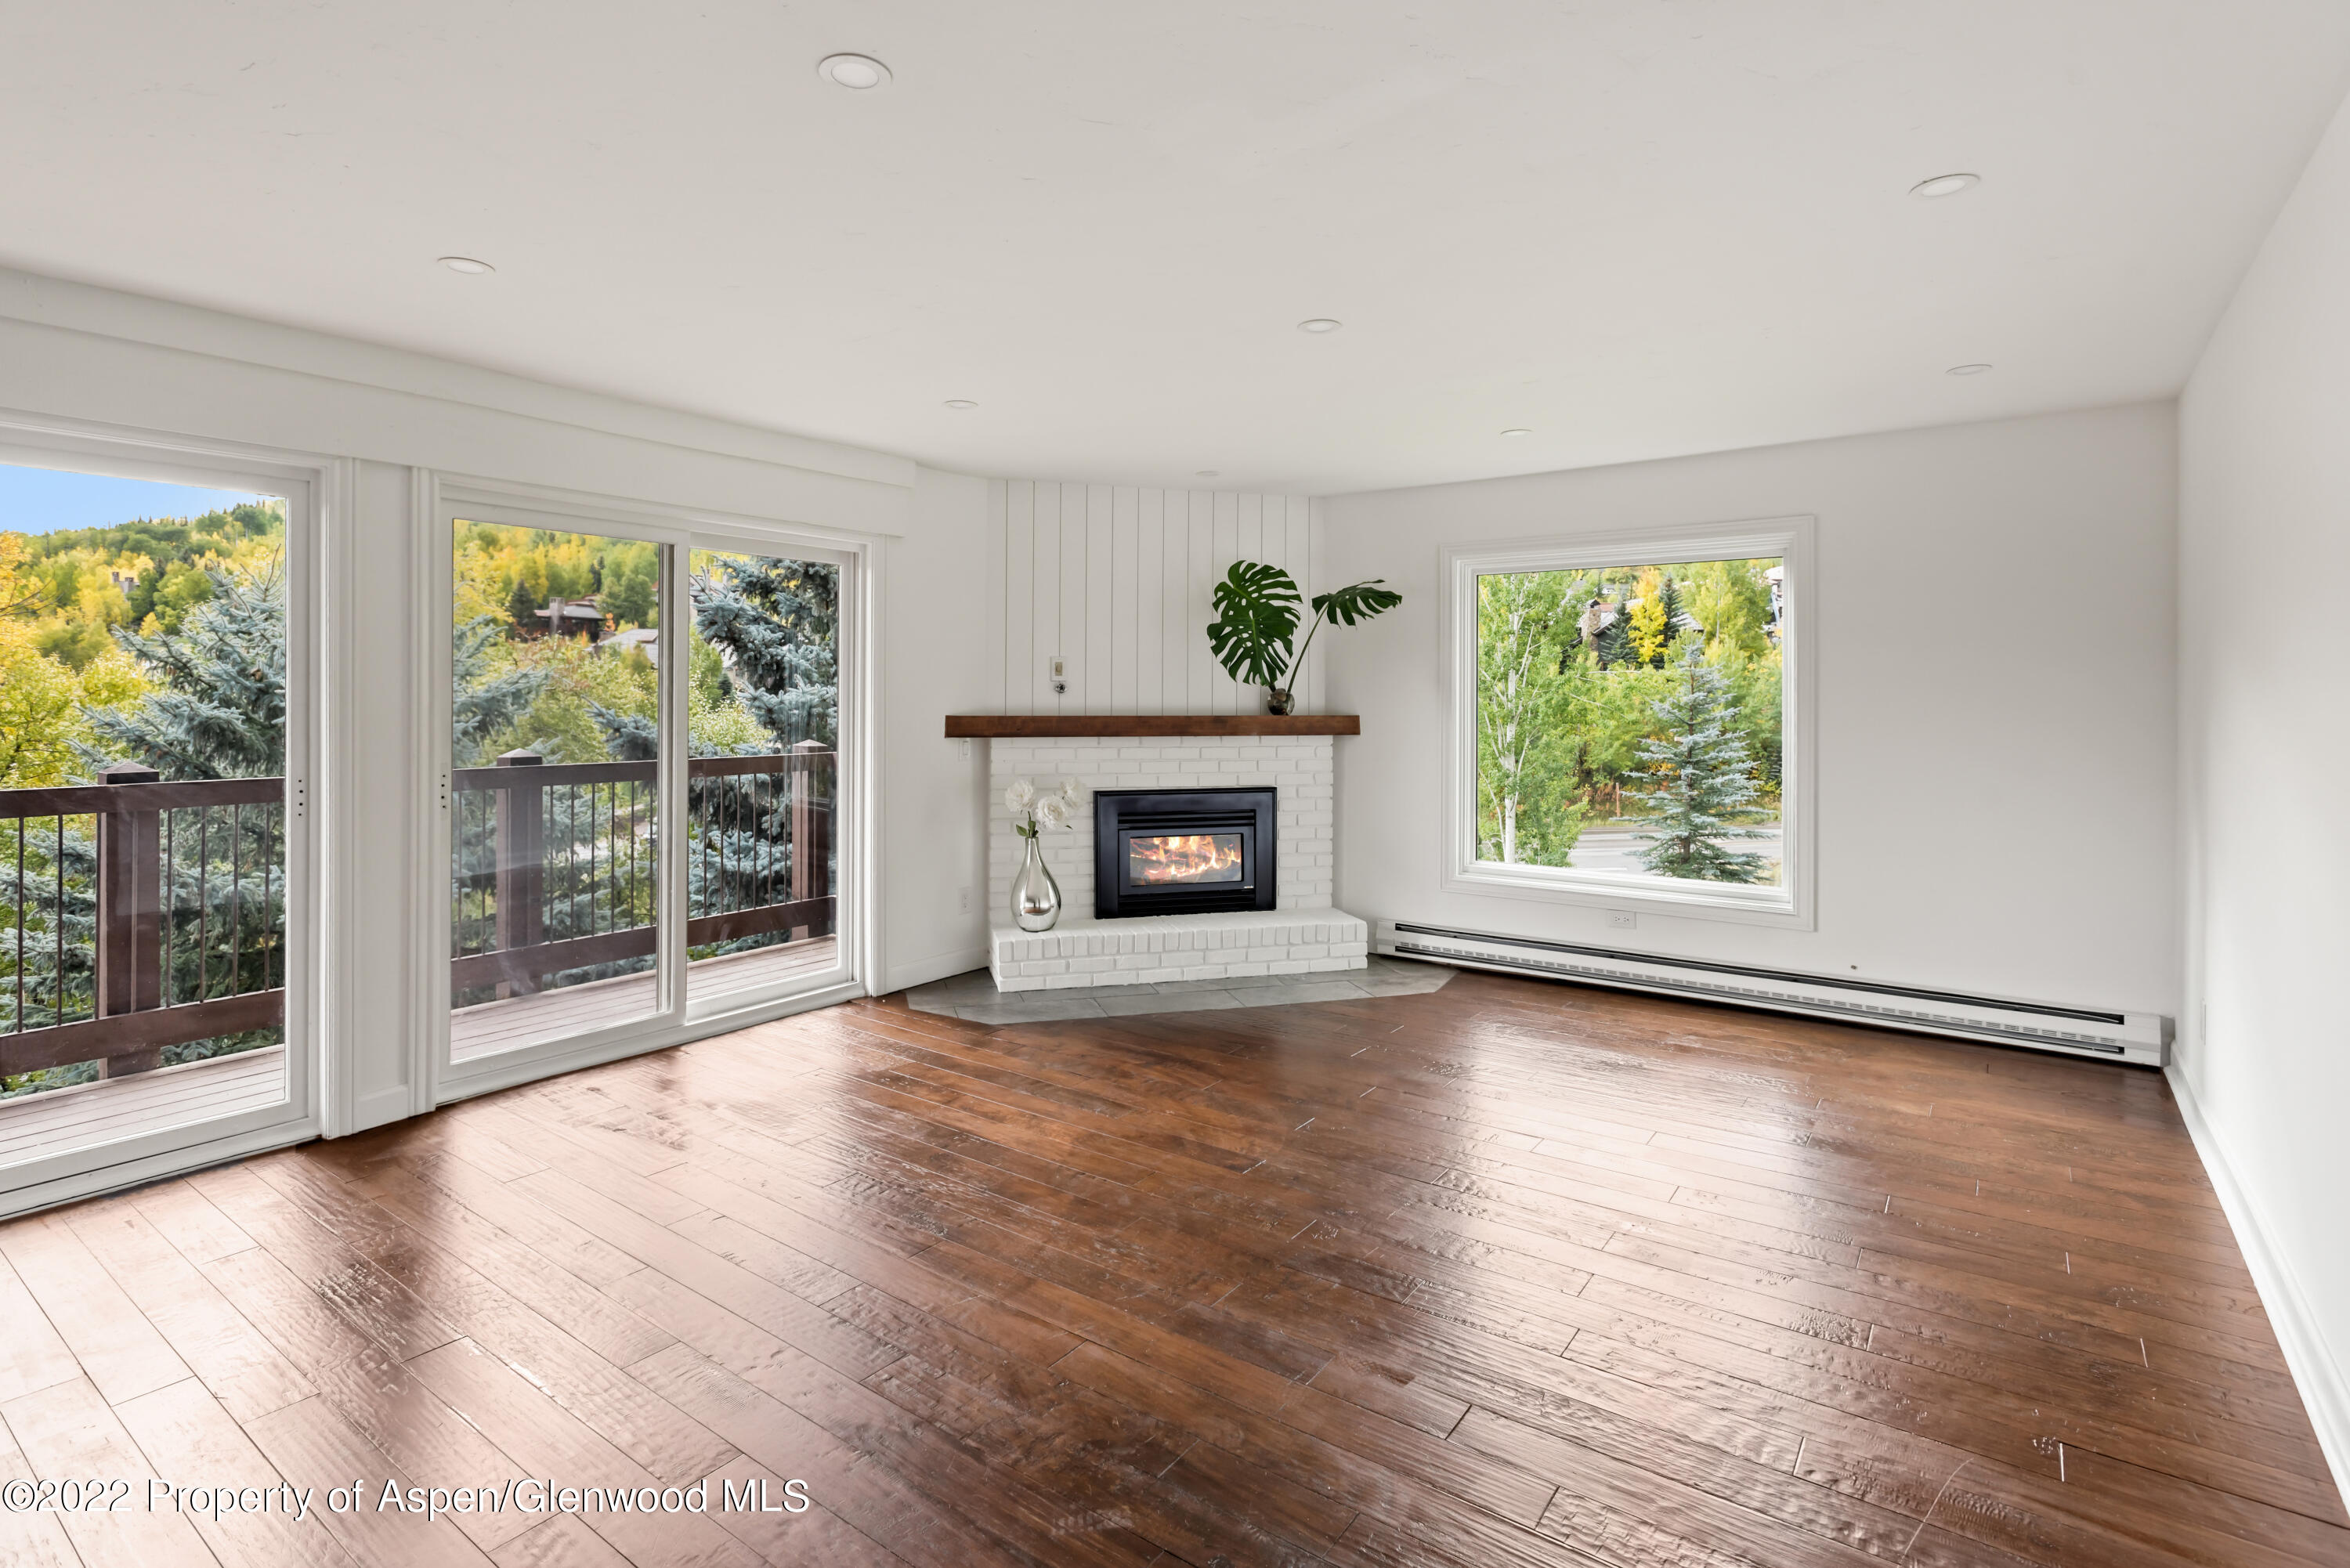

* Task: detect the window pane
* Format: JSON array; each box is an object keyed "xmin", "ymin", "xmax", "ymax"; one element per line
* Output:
[
  {"xmin": 1476, "ymin": 557, "xmax": 1784, "ymax": 885},
  {"xmin": 685, "ymin": 551, "xmax": 838, "ymax": 1000},
  {"xmin": 449, "ymin": 520, "xmax": 663, "ymax": 1060},
  {"xmin": 2, "ymin": 463, "xmax": 290, "ymax": 1154}
]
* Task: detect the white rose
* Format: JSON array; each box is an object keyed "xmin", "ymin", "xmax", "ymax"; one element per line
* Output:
[
  {"xmin": 1003, "ymin": 778, "xmax": 1037, "ymax": 813},
  {"xmin": 1036, "ymin": 794, "xmax": 1070, "ymax": 829},
  {"xmin": 1058, "ymin": 779, "xmax": 1083, "ymax": 807}
]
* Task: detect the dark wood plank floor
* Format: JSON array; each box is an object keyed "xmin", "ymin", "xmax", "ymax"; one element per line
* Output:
[{"xmin": 2, "ymin": 970, "xmax": 2343, "ymax": 1567}]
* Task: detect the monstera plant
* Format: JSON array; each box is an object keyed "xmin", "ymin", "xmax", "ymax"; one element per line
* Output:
[{"xmin": 1206, "ymin": 561, "xmax": 1401, "ymax": 714}]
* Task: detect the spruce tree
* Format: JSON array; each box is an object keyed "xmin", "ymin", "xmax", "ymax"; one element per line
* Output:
[
  {"xmin": 1633, "ymin": 646, "xmax": 1770, "ymax": 883},
  {"xmin": 78, "ymin": 565, "xmax": 285, "ymax": 780},
  {"xmin": 1653, "ymin": 576, "xmax": 1686, "ymax": 664},
  {"xmin": 508, "ymin": 577, "xmax": 540, "ymax": 634}
]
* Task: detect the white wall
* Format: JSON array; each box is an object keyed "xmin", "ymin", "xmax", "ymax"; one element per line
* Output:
[
  {"xmin": 985, "ymin": 480, "xmax": 1323, "ymax": 714},
  {"xmin": 2176, "ymin": 90, "xmax": 2350, "ymax": 1486},
  {"xmin": 0, "ymin": 266, "xmax": 992, "ymax": 1136},
  {"xmin": 1321, "ymin": 403, "xmax": 2179, "ymax": 1015}
]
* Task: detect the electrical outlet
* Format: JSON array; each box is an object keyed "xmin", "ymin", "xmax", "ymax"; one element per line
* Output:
[
  {"xmin": 1607, "ymin": 910, "xmax": 1636, "ymax": 930},
  {"xmin": 958, "ymin": 886, "xmax": 972, "ymax": 915}
]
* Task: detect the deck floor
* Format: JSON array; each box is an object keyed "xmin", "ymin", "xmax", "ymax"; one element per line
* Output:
[
  {"xmin": 0, "ymin": 968, "xmax": 2342, "ymax": 1566},
  {"xmin": 450, "ymin": 937, "xmax": 840, "ymax": 1063},
  {"xmin": 0, "ymin": 1044, "xmax": 287, "ymax": 1174}
]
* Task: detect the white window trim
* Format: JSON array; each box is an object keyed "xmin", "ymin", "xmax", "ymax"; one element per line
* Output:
[
  {"xmin": 410, "ymin": 471, "xmax": 882, "ymax": 1110},
  {"xmin": 0, "ymin": 408, "xmax": 334, "ymax": 1213},
  {"xmin": 1441, "ymin": 514, "xmax": 1817, "ymax": 931}
]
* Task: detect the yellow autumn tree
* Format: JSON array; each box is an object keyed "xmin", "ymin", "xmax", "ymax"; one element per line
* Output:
[
  {"xmin": 0, "ymin": 533, "xmax": 147, "ymax": 787},
  {"xmin": 1626, "ymin": 566, "xmax": 1671, "ymax": 667}
]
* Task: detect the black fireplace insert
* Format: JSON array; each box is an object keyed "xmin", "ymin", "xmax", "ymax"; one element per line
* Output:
[{"xmin": 1094, "ymin": 787, "xmax": 1277, "ymax": 918}]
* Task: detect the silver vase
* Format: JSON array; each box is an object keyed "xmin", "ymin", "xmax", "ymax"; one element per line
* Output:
[{"xmin": 1010, "ymin": 834, "xmax": 1061, "ymax": 932}]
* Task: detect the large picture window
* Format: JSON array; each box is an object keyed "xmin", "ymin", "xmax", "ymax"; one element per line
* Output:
[{"xmin": 1445, "ymin": 518, "xmax": 1811, "ymax": 925}]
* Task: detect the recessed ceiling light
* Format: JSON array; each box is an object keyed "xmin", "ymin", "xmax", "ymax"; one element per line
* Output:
[
  {"xmin": 1911, "ymin": 172, "xmax": 1980, "ymax": 199},
  {"xmin": 817, "ymin": 53, "xmax": 891, "ymax": 89},
  {"xmin": 1195, "ymin": 470, "xmax": 1220, "ymax": 478},
  {"xmin": 438, "ymin": 256, "xmax": 494, "ymax": 275},
  {"xmin": 1946, "ymin": 363, "xmax": 1994, "ymax": 376},
  {"xmin": 943, "ymin": 399, "xmax": 978, "ymax": 410},
  {"xmin": 1499, "ymin": 428, "xmax": 1532, "ymax": 437},
  {"xmin": 1296, "ymin": 318, "xmax": 1343, "ymax": 334}
]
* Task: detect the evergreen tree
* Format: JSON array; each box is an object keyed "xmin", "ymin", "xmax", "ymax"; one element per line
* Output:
[
  {"xmin": 451, "ymin": 616, "xmax": 550, "ymax": 768},
  {"xmin": 1633, "ymin": 646, "xmax": 1771, "ymax": 883},
  {"xmin": 78, "ymin": 565, "xmax": 284, "ymax": 779},
  {"xmin": 1593, "ymin": 603, "xmax": 1634, "ymax": 670},
  {"xmin": 1654, "ymin": 576, "xmax": 1686, "ymax": 663},
  {"xmin": 508, "ymin": 578, "xmax": 540, "ymax": 634},
  {"xmin": 692, "ymin": 555, "xmax": 838, "ymax": 748}
]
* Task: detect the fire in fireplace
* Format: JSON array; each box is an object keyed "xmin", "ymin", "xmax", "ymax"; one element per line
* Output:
[{"xmin": 1094, "ymin": 787, "xmax": 1276, "ymax": 917}]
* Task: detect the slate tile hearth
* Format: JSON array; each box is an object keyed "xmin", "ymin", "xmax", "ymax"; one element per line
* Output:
[{"xmin": 906, "ymin": 952, "xmax": 1454, "ymax": 1024}]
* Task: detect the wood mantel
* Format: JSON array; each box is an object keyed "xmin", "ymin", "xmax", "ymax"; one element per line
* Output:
[{"xmin": 944, "ymin": 714, "xmax": 1360, "ymax": 738}]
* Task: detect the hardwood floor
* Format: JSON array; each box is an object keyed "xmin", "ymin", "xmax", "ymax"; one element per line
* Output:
[{"xmin": 1, "ymin": 968, "xmax": 2343, "ymax": 1567}]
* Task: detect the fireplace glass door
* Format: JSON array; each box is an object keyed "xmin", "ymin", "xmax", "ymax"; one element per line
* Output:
[
  {"xmin": 1095, "ymin": 788, "xmax": 1277, "ymax": 917},
  {"xmin": 1128, "ymin": 833, "xmax": 1246, "ymax": 887}
]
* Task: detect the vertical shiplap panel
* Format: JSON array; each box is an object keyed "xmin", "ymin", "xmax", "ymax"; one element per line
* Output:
[
  {"xmin": 1212, "ymin": 491, "xmax": 1240, "ymax": 714},
  {"xmin": 1055, "ymin": 483, "xmax": 1087, "ymax": 716},
  {"xmin": 984, "ymin": 480, "xmax": 1008, "ymax": 713},
  {"xmin": 1134, "ymin": 489, "xmax": 1164, "ymax": 714},
  {"xmin": 1286, "ymin": 495, "xmax": 1315, "ymax": 712},
  {"xmin": 1003, "ymin": 479, "xmax": 1035, "ymax": 713},
  {"xmin": 1086, "ymin": 485, "xmax": 1115, "ymax": 713},
  {"xmin": 1032, "ymin": 481, "xmax": 1062, "ymax": 714},
  {"xmin": 1113, "ymin": 486, "xmax": 1142, "ymax": 714},
  {"xmin": 1252, "ymin": 493, "xmax": 1285, "ymax": 703},
  {"xmin": 1304, "ymin": 496, "xmax": 1326, "ymax": 714},
  {"xmin": 1162, "ymin": 489, "xmax": 1190, "ymax": 713},
  {"xmin": 1188, "ymin": 490, "xmax": 1216, "ymax": 714}
]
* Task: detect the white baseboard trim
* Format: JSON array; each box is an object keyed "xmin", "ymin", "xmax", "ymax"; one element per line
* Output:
[
  {"xmin": 882, "ymin": 945, "xmax": 989, "ymax": 995},
  {"xmin": 2167, "ymin": 1064, "xmax": 2350, "ymax": 1501}
]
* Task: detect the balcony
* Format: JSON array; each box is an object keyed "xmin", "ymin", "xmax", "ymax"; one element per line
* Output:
[{"xmin": 2, "ymin": 747, "xmax": 836, "ymax": 1159}]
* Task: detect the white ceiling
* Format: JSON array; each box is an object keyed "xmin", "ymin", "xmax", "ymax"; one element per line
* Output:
[{"xmin": 6, "ymin": 2, "xmax": 2349, "ymax": 495}]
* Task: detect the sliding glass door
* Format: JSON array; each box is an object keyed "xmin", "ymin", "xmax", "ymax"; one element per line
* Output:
[
  {"xmin": 444, "ymin": 513, "xmax": 671, "ymax": 1065},
  {"xmin": 438, "ymin": 494, "xmax": 854, "ymax": 1087},
  {"xmin": 0, "ymin": 443, "xmax": 314, "ymax": 1209},
  {"xmin": 683, "ymin": 547, "xmax": 844, "ymax": 1006}
]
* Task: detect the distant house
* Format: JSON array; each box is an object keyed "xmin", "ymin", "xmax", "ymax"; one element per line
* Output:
[
  {"xmin": 536, "ymin": 594, "xmax": 607, "ymax": 641},
  {"xmin": 598, "ymin": 625, "xmax": 659, "ymax": 665}
]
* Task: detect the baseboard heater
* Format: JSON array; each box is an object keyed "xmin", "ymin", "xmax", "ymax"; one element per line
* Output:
[{"xmin": 1376, "ymin": 919, "xmax": 2167, "ymax": 1067}]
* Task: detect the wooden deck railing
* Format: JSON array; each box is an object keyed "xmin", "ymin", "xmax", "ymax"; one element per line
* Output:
[
  {"xmin": 2, "ymin": 764, "xmax": 286, "ymax": 1081},
  {"xmin": 1, "ymin": 744, "xmax": 837, "ymax": 1082},
  {"xmin": 449, "ymin": 744, "xmax": 834, "ymax": 1001}
]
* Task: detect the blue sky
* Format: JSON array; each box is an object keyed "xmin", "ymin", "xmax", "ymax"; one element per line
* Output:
[{"xmin": 0, "ymin": 461, "xmax": 273, "ymax": 535}]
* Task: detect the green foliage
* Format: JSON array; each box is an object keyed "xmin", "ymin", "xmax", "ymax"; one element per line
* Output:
[
  {"xmin": 1206, "ymin": 562, "xmax": 1401, "ymax": 693},
  {"xmin": 600, "ymin": 543, "xmax": 660, "ymax": 627},
  {"xmin": 18, "ymin": 503, "xmax": 281, "ymax": 569},
  {"xmin": 1206, "ymin": 562, "xmax": 1303, "ymax": 688},
  {"xmin": 1475, "ymin": 571, "xmax": 1585, "ymax": 865},
  {"xmin": 1476, "ymin": 556, "xmax": 1783, "ymax": 883},
  {"xmin": 78, "ymin": 562, "xmax": 286, "ymax": 780},
  {"xmin": 1634, "ymin": 647, "xmax": 1772, "ymax": 882},
  {"xmin": 690, "ymin": 553, "xmax": 837, "ymax": 749}
]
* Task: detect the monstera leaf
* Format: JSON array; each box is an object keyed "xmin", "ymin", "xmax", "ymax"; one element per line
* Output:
[
  {"xmin": 1206, "ymin": 561, "xmax": 1303, "ymax": 687},
  {"xmin": 1311, "ymin": 580, "xmax": 1403, "ymax": 627}
]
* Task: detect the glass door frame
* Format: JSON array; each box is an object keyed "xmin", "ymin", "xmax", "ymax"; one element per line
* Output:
[
  {"xmin": 420, "ymin": 475, "xmax": 870, "ymax": 1106},
  {"xmin": 0, "ymin": 415, "xmax": 327, "ymax": 1218}
]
